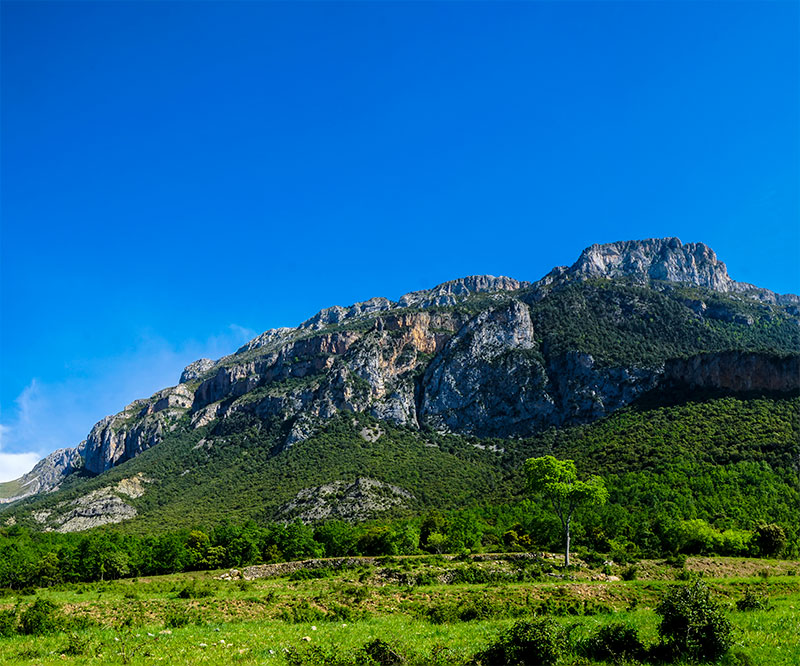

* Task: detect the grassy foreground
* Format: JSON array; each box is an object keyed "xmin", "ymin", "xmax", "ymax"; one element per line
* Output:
[{"xmin": 1, "ymin": 555, "xmax": 798, "ymax": 665}]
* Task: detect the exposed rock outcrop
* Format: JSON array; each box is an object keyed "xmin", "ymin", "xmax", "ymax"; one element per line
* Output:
[
  {"xmin": 83, "ymin": 385, "xmax": 193, "ymax": 474},
  {"xmin": 180, "ymin": 358, "xmax": 217, "ymax": 383},
  {"xmin": 397, "ymin": 275, "xmax": 529, "ymax": 308},
  {"xmin": 419, "ymin": 301, "xmax": 661, "ymax": 436},
  {"xmin": 663, "ymin": 352, "xmax": 800, "ymax": 393},
  {"xmin": 278, "ymin": 478, "xmax": 414, "ymax": 523},
  {"xmin": 568, "ymin": 238, "xmax": 734, "ymax": 291},
  {"xmin": 4, "ymin": 238, "xmax": 797, "ymax": 509},
  {"xmin": 551, "ymin": 237, "xmax": 798, "ymax": 305}
]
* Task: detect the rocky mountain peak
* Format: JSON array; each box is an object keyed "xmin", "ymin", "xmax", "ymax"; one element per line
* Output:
[
  {"xmin": 180, "ymin": 358, "xmax": 217, "ymax": 383},
  {"xmin": 397, "ymin": 275, "xmax": 529, "ymax": 309},
  {"xmin": 567, "ymin": 238, "xmax": 734, "ymax": 291}
]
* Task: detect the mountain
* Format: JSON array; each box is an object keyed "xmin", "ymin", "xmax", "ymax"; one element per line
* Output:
[{"xmin": 1, "ymin": 237, "xmax": 797, "ymax": 532}]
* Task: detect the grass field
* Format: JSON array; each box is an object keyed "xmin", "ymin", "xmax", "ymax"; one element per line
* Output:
[{"xmin": 1, "ymin": 555, "xmax": 798, "ymax": 665}]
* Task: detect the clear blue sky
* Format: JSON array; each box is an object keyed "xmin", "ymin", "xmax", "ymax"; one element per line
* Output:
[{"xmin": 1, "ymin": 1, "xmax": 798, "ymax": 480}]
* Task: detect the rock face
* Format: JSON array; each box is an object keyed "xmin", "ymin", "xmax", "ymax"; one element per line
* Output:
[
  {"xmin": 663, "ymin": 352, "xmax": 800, "ymax": 393},
  {"xmin": 556, "ymin": 237, "xmax": 798, "ymax": 305},
  {"xmin": 278, "ymin": 478, "xmax": 414, "ymax": 523},
  {"xmin": 397, "ymin": 275, "xmax": 529, "ymax": 308},
  {"xmin": 180, "ymin": 359, "xmax": 217, "ymax": 383},
  {"xmin": 419, "ymin": 301, "xmax": 662, "ymax": 436},
  {"xmin": 568, "ymin": 238, "xmax": 734, "ymax": 291},
  {"xmin": 82, "ymin": 384, "xmax": 193, "ymax": 474},
  {"xmin": 5, "ymin": 237, "xmax": 798, "ymax": 519},
  {"xmin": 31, "ymin": 475, "xmax": 149, "ymax": 533}
]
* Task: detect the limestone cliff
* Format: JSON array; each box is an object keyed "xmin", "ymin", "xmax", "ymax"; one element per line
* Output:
[{"xmin": 5, "ymin": 238, "xmax": 798, "ymax": 510}]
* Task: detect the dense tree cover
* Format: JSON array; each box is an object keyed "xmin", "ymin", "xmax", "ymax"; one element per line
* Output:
[
  {"xmin": 1, "ymin": 470, "xmax": 797, "ymax": 591},
  {"xmin": 526, "ymin": 280, "xmax": 799, "ymax": 366},
  {"xmin": 1, "ymin": 392, "xmax": 796, "ymax": 589}
]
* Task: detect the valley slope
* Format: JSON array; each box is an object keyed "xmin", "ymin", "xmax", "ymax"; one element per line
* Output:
[{"xmin": 1, "ymin": 237, "xmax": 798, "ymax": 533}]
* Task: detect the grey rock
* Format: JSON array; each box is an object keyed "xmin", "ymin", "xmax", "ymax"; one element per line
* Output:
[
  {"xmin": 236, "ymin": 328, "xmax": 296, "ymax": 353},
  {"xmin": 180, "ymin": 358, "xmax": 217, "ymax": 383},
  {"xmin": 83, "ymin": 385, "xmax": 193, "ymax": 474},
  {"xmin": 54, "ymin": 488, "xmax": 137, "ymax": 532},
  {"xmin": 419, "ymin": 303, "xmax": 660, "ymax": 436},
  {"xmin": 567, "ymin": 237, "xmax": 733, "ymax": 290},
  {"xmin": 398, "ymin": 275, "xmax": 529, "ymax": 308},
  {"xmin": 278, "ymin": 478, "xmax": 414, "ymax": 523},
  {"xmin": 19, "ymin": 238, "xmax": 798, "ymax": 490},
  {"xmin": 299, "ymin": 297, "xmax": 394, "ymax": 331},
  {"xmin": 663, "ymin": 352, "xmax": 800, "ymax": 393}
]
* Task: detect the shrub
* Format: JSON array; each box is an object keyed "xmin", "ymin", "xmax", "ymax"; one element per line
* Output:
[
  {"xmin": 163, "ymin": 604, "xmax": 195, "ymax": 629},
  {"xmin": 18, "ymin": 597, "xmax": 63, "ymax": 635},
  {"xmin": 0, "ymin": 607, "xmax": 18, "ymax": 637},
  {"xmin": 666, "ymin": 553, "xmax": 688, "ymax": 569},
  {"xmin": 620, "ymin": 565, "xmax": 638, "ymax": 581},
  {"xmin": 175, "ymin": 583, "xmax": 214, "ymax": 599},
  {"xmin": 62, "ymin": 632, "xmax": 93, "ymax": 657},
  {"xmin": 279, "ymin": 600, "xmax": 327, "ymax": 623},
  {"xmin": 363, "ymin": 638, "xmax": 405, "ymax": 666},
  {"xmin": 754, "ymin": 523, "xmax": 786, "ymax": 557},
  {"xmin": 656, "ymin": 580, "xmax": 733, "ymax": 662},
  {"xmin": 477, "ymin": 618, "xmax": 568, "ymax": 665},
  {"xmin": 583, "ymin": 622, "xmax": 646, "ymax": 661},
  {"xmin": 735, "ymin": 589, "xmax": 770, "ymax": 612},
  {"xmin": 289, "ymin": 568, "xmax": 334, "ymax": 581}
]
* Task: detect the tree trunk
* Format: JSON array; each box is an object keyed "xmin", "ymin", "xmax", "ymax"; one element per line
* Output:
[{"xmin": 565, "ymin": 519, "xmax": 571, "ymax": 568}]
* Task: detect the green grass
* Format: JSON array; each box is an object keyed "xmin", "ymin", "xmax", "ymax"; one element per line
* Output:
[
  {"xmin": 1, "ymin": 556, "xmax": 799, "ymax": 664},
  {"xmin": 0, "ymin": 479, "xmax": 23, "ymax": 500}
]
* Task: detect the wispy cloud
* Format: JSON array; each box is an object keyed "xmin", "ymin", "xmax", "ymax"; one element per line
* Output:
[
  {"xmin": 0, "ymin": 452, "xmax": 42, "ymax": 483},
  {"xmin": 0, "ymin": 325, "xmax": 257, "ymax": 480}
]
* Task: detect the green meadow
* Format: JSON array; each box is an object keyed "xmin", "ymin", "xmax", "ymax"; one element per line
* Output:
[{"xmin": 1, "ymin": 554, "xmax": 798, "ymax": 665}]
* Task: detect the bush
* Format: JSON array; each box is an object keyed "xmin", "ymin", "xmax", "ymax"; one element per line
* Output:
[
  {"xmin": 363, "ymin": 638, "xmax": 405, "ymax": 666},
  {"xmin": 656, "ymin": 579, "xmax": 733, "ymax": 662},
  {"xmin": 754, "ymin": 523, "xmax": 786, "ymax": 557},
  {"xmin": 735, "ymin": 589, "xmax": 771, "ymax": 612},
  {"xmin": 279, "ymin": 600, "xmax": 327, "ymax": 623},
  {"xmin": 163, "ymin": 604, "xmax": 196, "ymax": 629},
  {"xmin": 62, "ymin": 632, "xmax": 93, "ymax": 657},
  {"xmin": 18, "ymin": 598, "xmax": 63, "ymax": 635},
  {"xmin": 620, "ymin": 565, "xmax": 638, "ymax": 581},
  {"xmin": 666, "ymin": 553, "xmax": 687, "ymax": 569},
  {"xmin": 477, "ymin": 618, "xmax": 568, "ymax": 665},
  {"xmin": 175, "ymin": 583, "xmax": 214, "ymax": 599},
  {"xmin": 583, "ymin": 622, "xmax": 646, "ymax": 661},
  {"xmin": 0, "ymin": 607, "xmax": 18, "ymax": 637}
]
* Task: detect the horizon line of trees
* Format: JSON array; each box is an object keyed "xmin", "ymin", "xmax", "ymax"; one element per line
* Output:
[{"xmin": 0, "ymin": 499, "xmax": 792, "ymax": 590}]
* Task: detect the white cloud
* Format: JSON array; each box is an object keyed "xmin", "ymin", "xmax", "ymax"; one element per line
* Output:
[
  {"xmin": 0, "ymin": 324, "xmax": 258, "ymax": 467},
  {"xmin": 0, "ymin": 452, "xmax": 40, "ymax": 483}
]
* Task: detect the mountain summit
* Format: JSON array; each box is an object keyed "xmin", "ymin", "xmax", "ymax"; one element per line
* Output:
[{"xmin": 2, "ymin": 238, "xmax": 797, "ymax": 530}]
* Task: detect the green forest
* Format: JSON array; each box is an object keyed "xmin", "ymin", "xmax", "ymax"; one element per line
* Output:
[{"xmin": 2, "ymin": 393, "xmax": 796, "ymax": 590}]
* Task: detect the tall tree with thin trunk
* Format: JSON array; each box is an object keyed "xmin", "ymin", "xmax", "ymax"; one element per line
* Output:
[{"xmin": 524, "ymin": 456, "xmax": 608, "ymax": 567}]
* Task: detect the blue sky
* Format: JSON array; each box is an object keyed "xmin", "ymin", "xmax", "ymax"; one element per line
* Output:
[{"xmin": 1, "ymin": 1, "xmax": 798, "ymax": 481}]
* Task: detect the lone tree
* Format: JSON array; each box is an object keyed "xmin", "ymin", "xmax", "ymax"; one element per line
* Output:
[{"xmin": 524, "ymin": 456, "xmax": 608, "ymax": 567}]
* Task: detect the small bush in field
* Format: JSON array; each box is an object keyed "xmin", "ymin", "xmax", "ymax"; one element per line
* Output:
[
  {"xmin": 363, "ymin": 638, "xmax": 405, "ymax": 665},
  {"xmin": 18, "ymin": 598, "xmax": 63, "ymax": 635},
  {"xmin": 583, "ymin": 622, "xmax": 646, "ymax": 661},
  {"xmin": 477, "ymin": 618, "xmax": 568, "ymax": 666},
  {"xmin": 735, "ymin": 589, "xmax": 771, "ymax": 612},
  {"xmin": 656, "ymin": 579, "xmax": 733, "ymax": 662},
  {"xmin": 163, "ymin": 604, "xmax": 196, "ymax": 629},
  {"xmin": 0, "ymin": 607, "xmax": 18, "ymax": 637},
  {"xmin": 62, "ymin": 632, "xmax": 93, "ymax": 657}
]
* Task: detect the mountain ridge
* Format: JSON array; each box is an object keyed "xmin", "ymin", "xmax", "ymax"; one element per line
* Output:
[{"xmin": 2, "ymin": 237, "xmax": 797, "ymax": 518}]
